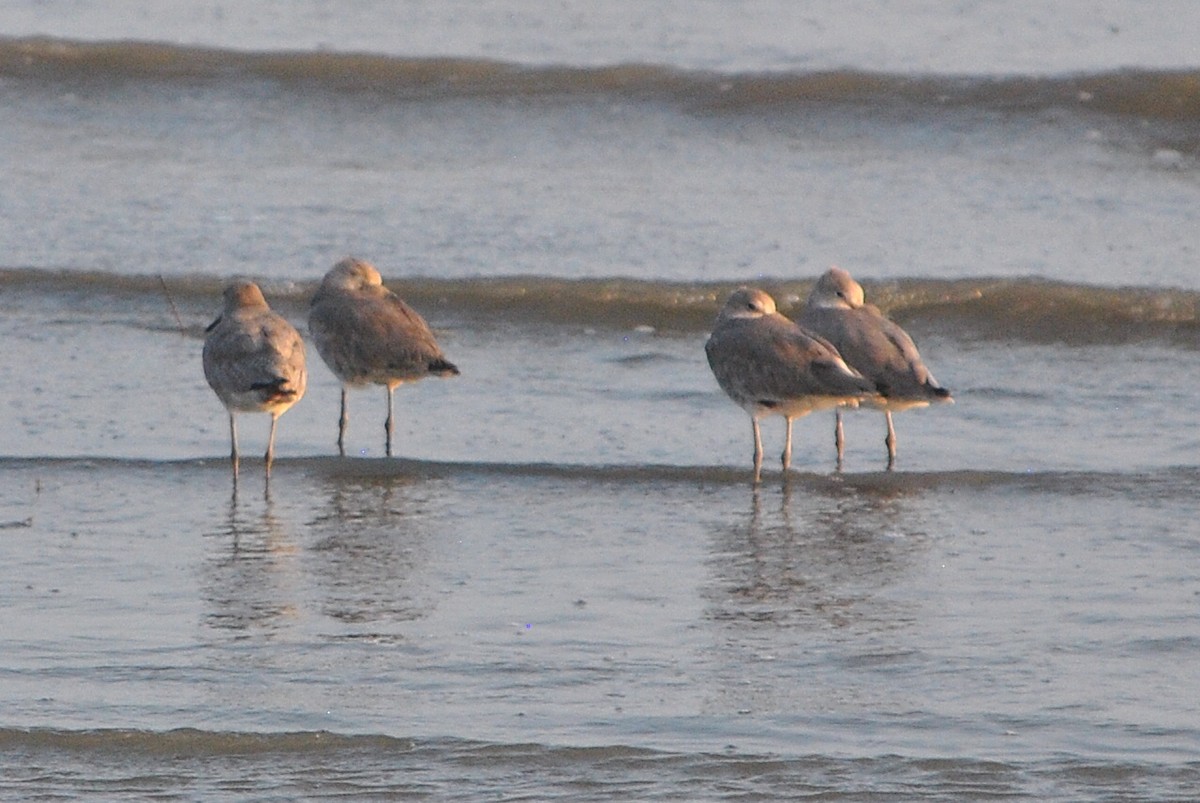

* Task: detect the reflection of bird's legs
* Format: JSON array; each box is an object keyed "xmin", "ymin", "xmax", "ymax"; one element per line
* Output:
[
  {"xmin": 265, "ymin": 413, "xmax": 279, "ymax": 477},
  {"xmin": 835, "ymin": 409, "xmax": 845, "ymax": 472},
  {"xmin": 885, "ymin": 410, "xmax": 897, "ymax": 470},
  {"xmin": 385, "ymin": 384, "xmax": 396, "ymax": 458},
  {"xmin": 781, "ymin": 417, "xmax": 793, "ymax": 471},
  {"xmin": 751, "ymin": 417, "xmax": 764, "ymax": 484},
  {"xmin": 337, "ymin": 386, "xmax": 349, "ymax": 457},
  {"xmin": 228, "ymin": 412, "xmax": 240, "ymax": 479}
]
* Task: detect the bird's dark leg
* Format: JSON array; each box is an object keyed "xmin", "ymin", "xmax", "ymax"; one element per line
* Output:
[
  {"xmin": 751, "ymin": 417, "xmax": 764, "ymax": 484},
  {"xmin": 884, "ymin": 411, "xmax": 897, "ymax": 470},
  {"xmin": 835, "ymin": 409, "xmax": 845, "ymax": 472},
  {"xmin": 385, "ymin": 386, "xmax": 395, "ymax": 457},
  {"xmin": 781, "ymin": 417, "xmax": 793, "ymax": 471},
  {"xmin": 228, "ymin": 412, "xmax": 240, "ymax": 479},
  {"xmin": 265, "ymin": 413, "xmax": 278, "ymax": 477},
  {"xmin": 337, "ymin": 386, "xmax": 348, "ymax": 457}
]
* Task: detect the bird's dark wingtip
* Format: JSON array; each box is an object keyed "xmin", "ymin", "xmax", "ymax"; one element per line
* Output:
[
  {"xmin": 250, "ymin": 377, "xmax": 301, "ymax": 403},
  {"xmin": 430, "ymin": 358, "xmax": 460, "ymax": 377}
]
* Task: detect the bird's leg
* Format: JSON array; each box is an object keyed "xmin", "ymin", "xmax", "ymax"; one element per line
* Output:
[
  {"xmin": 835, "ymin": 409, "xmax": 845, "ymax": 472},
  {"xmin": 884, "ymin": 411, "xmax": 897, "ymax": 470},
  {"xmin": 337, "ymin": 386, "xmax": 349, "ymax": 456},
  {"xmin": 228, "ymin": 412, "xmax": 240, "ymax": 479},
  {"xmin": 385, "ymin": 386, "xmax": 395, "ymax": 458},
  {"xmin": 265, "ymin": 413, "xmax": 279, "ymax": 478},
  {"xmin": 751, "ymin": 417, "xmax": 764, "ymax": 484},
  {"xmin": 781, "ymin": 416, "xmax": 793, "ymax": 471}
]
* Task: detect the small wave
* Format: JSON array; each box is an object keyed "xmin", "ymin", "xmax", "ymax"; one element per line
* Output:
[
  {"xmin": 0, "ymin": 726, "xmax": 412, "ymax": 756},
  {"xmin": 1, "ymin": 726, "xmax": 1197, "ymax": 800},
  {"xmin": 3, "ymin": 37, "xmax": 1199, "ymax": 125},
  {"xmin": 3, "ymin": 267, "xmax": 1197, "ymax": 347},
  {"xmin": 2, "ymin": 455, "xmax": 1196, "ymax": 499}
]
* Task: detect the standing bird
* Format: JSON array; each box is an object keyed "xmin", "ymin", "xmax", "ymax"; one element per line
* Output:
[
  {"xmin": 203, "ymin": 280, "xmax": 307, "ymax": 479},
  {"xmin": 705, "ymin": 287, "xmax": 876, "ymax": 482},
  {"xmin": 798, "ymin": 267, "xmax": 952, "ymax": 469},
  {"xmin": 308, "ymin": 257, "xmax": 459, "ymax": 457}
]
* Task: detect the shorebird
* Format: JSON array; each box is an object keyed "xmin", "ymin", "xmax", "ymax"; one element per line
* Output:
[
  {"xmin": 203, "ymin": 280, "xmax": 307, "ymax": 479},
  {"xmin": 705, "ymin": 287, "xmax": 877, "ymax": 482},
  {"xmin": 798, "ymin": 267, "xmax": 952, "ymax": 469},
  {"xmin": 308, "ymin": 257, "xmax": 459, "ymax": 457}
]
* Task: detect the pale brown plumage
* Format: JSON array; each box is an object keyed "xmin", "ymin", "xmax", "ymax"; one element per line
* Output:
[
  {"xmin": 308, "ymin": 257, "xmax": 459, "ymax": 456},
  {"xmin": 798, "ymin": 267, "xmax": 952, "ymax": 469},
  {"xmin": 705, "ymin": 287, "xmax": 876, "ymax": 481},
  {"xmin": 203, "ymin": 280, "xmax": 307, "ymax": 479}
]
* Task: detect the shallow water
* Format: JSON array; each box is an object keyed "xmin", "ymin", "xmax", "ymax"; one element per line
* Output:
[
  {"xmin": 1, "ymin": 1, "xmax": 1199, "ymax": 800},
  {"xmin": 2, "ymin": 458, "xmax": 1199, "ymax": 799}
]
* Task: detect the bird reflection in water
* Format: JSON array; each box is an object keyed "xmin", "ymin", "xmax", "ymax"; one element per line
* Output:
[
  {"xmin": 713, "ymin": 474, "xmax": 928, "ymax": 633},
  {"xmin": 306, "ymin": 476, "xmax": 438, "ymax": 632},
  {"xmin": 202, "ymin": 481, "xmax": 302, "ymax": 635}
]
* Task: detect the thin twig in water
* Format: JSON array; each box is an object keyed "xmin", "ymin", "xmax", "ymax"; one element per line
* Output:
[{"xmin": 158, "ymin": 274, "xmax": 186, "ymax": 337}]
